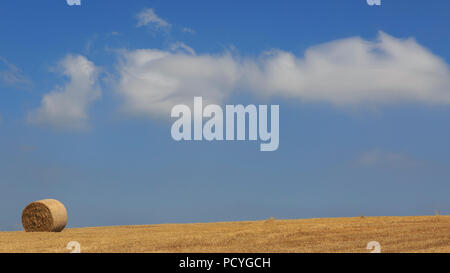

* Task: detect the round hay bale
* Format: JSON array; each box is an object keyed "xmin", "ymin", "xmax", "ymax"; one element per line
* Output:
[{"xmin": 22, "ymin": 199, "xmax": 67, "ymax": 232}]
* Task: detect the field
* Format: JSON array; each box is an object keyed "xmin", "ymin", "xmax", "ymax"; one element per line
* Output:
[{"xmin": 1, "ymin": 216, "xmax": 450, "ymax": 253}]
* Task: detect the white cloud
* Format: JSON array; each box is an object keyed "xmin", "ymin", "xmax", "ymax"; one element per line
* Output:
[
  {"xmin": 136, "ymin": 8, "xmax": 171, "ymax": 30},
  {"xmin": 29, "ymin": 55, "xmax": 100, "ymax": 130},
  {"xmin": 244, "ymin": 31, "xmax": 450, "ymax": 105},
  {"xmin": 116, "ymin": 49, "xmax": 239, "ymax": 117},
  {"xmin": 182, "ymin": 27, "xmax": 196, "ymax": 34},
  {"xmin": 114, "ymin": 32, "xmax": 450, "ymax": 117},
  {"xmin": 357, "ymin": 149, "xmax": 421, "ymax": 168},
  {"xmin": 169, "ymin": 42, "xmax": 196, "ymax": 55},
  {"xmin": 0, "ymin": 56, "xmax": 32, "ymax": 89}
]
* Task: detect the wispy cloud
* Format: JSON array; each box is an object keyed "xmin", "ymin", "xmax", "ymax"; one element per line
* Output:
[
  {"xmin": 28, "ymin": 55, "xmax": 101, "ymax": 130},
  {"xmin": 114, "ymin": 32, "xmax": 450, "ymax": 118},
  {"xmin": 136, "ymin": 8, "xmax": 171, "ymax": 30},
  {"xmin": 169, "ymin": 42, "xmax": 196, "ymax": 55},
  {"xmin": 182, "ymin": 27, "xmax": 196, "ymax": 34},
  {"xmin": 356, "ymin": 149, "xmax": 422, "ymax": 169},
  {"xmin": 0, "ymin": 56, "xmax": 32, "ymax": 89}
]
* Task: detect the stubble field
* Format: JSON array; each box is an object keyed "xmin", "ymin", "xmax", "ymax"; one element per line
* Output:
[{"xmin": 1, "ymin": 216, "xmax": 449, "ymax": 253}]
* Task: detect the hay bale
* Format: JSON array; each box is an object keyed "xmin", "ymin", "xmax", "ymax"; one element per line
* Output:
[{"xmin": 22, "ymin": 199, "xmax": 67, "ymax": 232}]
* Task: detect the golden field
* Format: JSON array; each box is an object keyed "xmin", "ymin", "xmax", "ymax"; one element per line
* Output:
[{"xmin": 1, "ymin": 216, "xmax": 449, "ymax": 253}]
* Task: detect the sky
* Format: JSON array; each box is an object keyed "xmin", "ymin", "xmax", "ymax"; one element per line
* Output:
[{"xmin": 0, "ymin": 0, "xmax": 450, "ymax": 230}]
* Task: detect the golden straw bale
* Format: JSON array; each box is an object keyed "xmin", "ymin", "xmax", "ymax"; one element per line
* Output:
[{"xmin": 22, "ymin": 199, "xmax": 67, "ymax": 232}]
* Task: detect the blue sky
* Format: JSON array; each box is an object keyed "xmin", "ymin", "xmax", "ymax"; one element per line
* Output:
[{"xmin": 1, "ymin": 0, "xmax": 450, "ymax": 230}]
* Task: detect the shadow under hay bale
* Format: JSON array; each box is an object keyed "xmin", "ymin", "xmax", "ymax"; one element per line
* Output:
[{"xmin": 22, "ymin": 199, "xmax": 67, "ymax": 232}]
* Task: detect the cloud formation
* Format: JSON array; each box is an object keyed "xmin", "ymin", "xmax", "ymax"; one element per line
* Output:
[
  {"xmin": 357, "ymin": 149, "xmax": 421, "ymax": 169},
  {"xmin": 182, "ymin": 27, "xmax": 196, "ymax": 34},
  {"xmin": 0, "ymin": 56, "xmax": 32, "ymax": 89},
  {"xmin": 136, "ymin": 8, "xmax": 171, "ymax": 30},
  {"xmin": 169, "ymin": 42, "xmax": 196, "ymax": 56},
  {"xmin": 29, "ymin": 55, "xmax": 100, "ymax": 130},
  {"xmin": 116, "ymin": 49, "xmax": 239, "ymax": 117},
  {"xmin": 115, "ymin": 32, "xmax": 450, "ymax": 117},
  {"xmin": 245, "ymin": 32, "xmax": 450, "ymax": 105}
]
